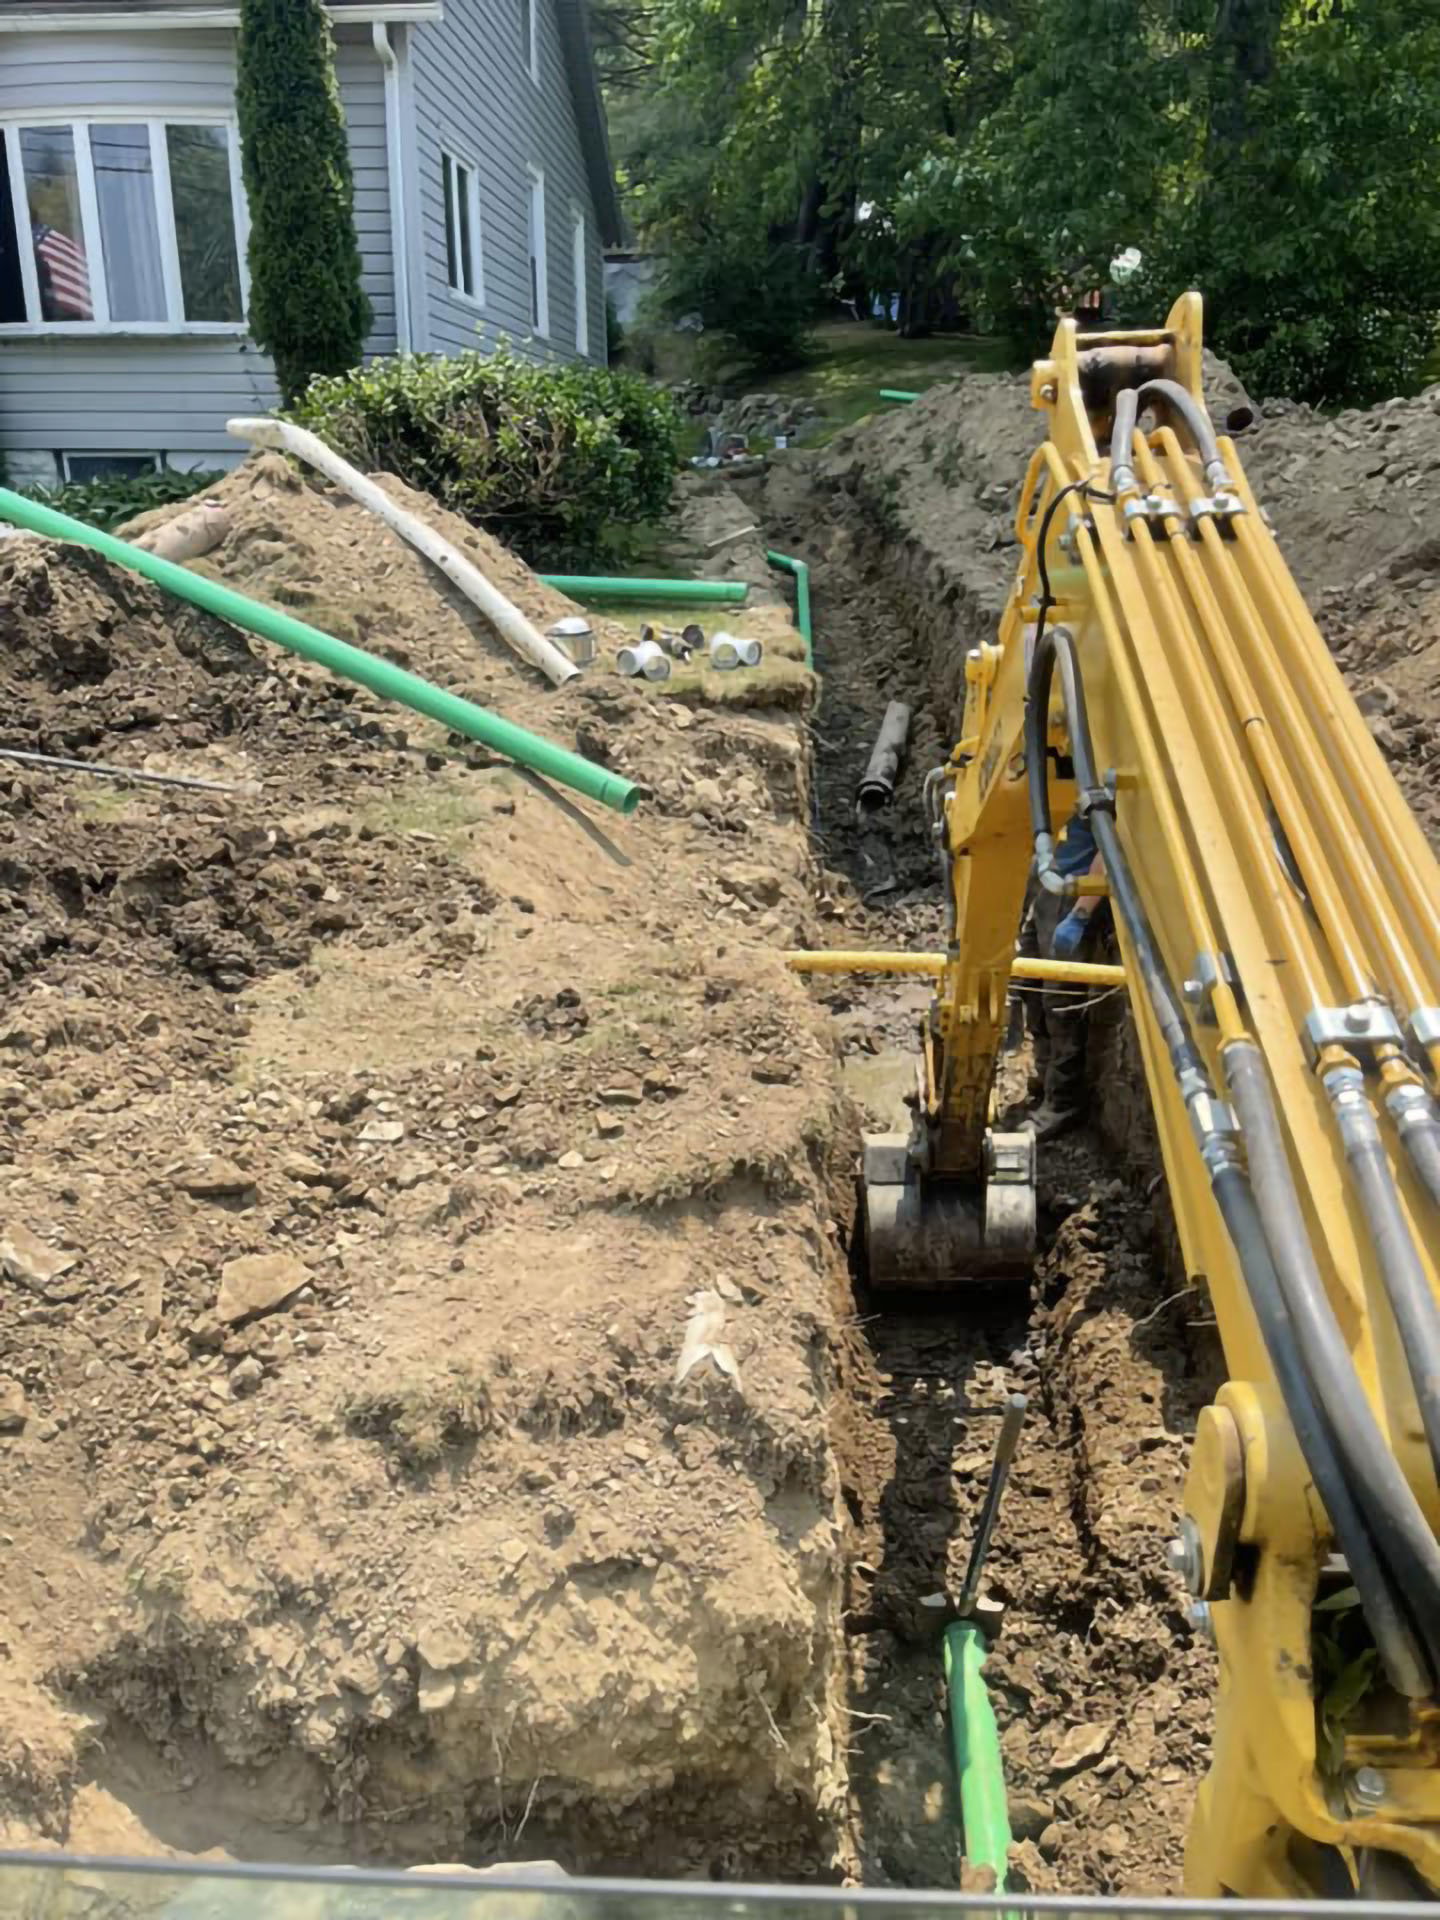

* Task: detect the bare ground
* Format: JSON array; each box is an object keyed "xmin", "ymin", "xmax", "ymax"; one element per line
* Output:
[{"xmin": 3, "ymin": 361, "xmax": 1440, "ymax": 1899}]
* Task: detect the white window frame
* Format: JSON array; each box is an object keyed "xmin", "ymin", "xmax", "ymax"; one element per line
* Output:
[
  {"xmin": 520, "ymin": 0, "xmax": 540, "ymax": 85},
  {"xmin": 526, "ymin": 164, "xmax": 549, "ymax": 338},
  {"xmin": 440, "ymin": 146, "xmax": 483, "ymax": 308},
  {"xmin": 570, "ymin": 202, "xmax": 588, "ymax": 357},
  {"xmin": 0, "ymin": 110, "xmax": 249, "ymax": 337},
  {"xmin": 60, "ymin": 450, "xmax": 162, "ymax": 482}
]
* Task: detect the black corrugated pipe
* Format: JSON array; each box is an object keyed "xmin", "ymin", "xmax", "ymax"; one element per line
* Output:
[
  {"xmin": 1325, "ymin": 1067, "xmax": 1440, "ymax": 1492},
  {"xmin": 1226, "ymin": 1042, "xmax": 1440, "ymax": 1681}
]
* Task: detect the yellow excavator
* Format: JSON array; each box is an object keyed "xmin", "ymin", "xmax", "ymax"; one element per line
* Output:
[{"xmin": 792, "ymin": 293, "xmax": 1440, "ymax": 1902}]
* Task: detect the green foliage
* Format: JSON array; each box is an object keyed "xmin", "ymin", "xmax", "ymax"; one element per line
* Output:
[
  {"xmin": 26, "ymin": 468, "xmax": 226, "ymax": 533},
  {"xmin": 657, "ymin": 237, "xmax": 817, "ymax": 372},
  {"xmin": 604, "ymin": 0, "xmax": 1440, "ymax": 406},
  {"xmin": 1128, "ymin": 0, "xmax": 1440, "ymax": 404},
  {"xmin": 291, "ymin": 345, "xmax": 682, "ymax": 566},
  {"xmin": 236, "ymin": 0, "xmax": 371, "ymax": 406}
]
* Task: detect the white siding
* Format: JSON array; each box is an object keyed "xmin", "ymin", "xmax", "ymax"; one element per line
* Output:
[
  {"xmin": 0, "ymin": 25, "xmax": 396, "ymax": 472},
  {"xmin": 409, "ymin": 0, "xmax": 604, "ymax": 362}
]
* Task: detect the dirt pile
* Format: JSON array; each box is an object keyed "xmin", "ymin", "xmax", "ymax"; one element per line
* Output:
[{"xmin": 0, "ymin": 464, "xmax": 849, "ymax": 1876}]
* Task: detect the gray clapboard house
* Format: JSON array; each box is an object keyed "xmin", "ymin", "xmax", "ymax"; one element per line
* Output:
[{"xmin": 0, "ymin": 0, "xmax": 621, "ymax": 485}]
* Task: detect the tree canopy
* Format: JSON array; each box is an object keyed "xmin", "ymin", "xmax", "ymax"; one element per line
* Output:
[{"xmin": 595, "ymin": 0, "xmax": 1440, "ymax": 402}]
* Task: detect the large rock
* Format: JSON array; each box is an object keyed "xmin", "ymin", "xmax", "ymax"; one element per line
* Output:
[{"xmin": 215, "ymin": 1252, "xmax": 311, "ymax": 1326}]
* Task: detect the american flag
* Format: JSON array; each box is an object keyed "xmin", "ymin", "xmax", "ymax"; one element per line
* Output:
[{"xmin": 34, "ymin": 223, "xmax": 92, "ymax": 320}]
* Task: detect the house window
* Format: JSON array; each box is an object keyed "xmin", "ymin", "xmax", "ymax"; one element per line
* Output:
[
  {"xmin": 570, "ymin": 205, "xmax": 587, "ymax": 356},
  {"xmin": 527, "ymin": 165, "xmax": 548, "ymax": 336},
  {"xmin": 61, "ymin": 452, "xmax": 161, "ymax": 483},
  {"xmin": 0, "ymin": 115, "xmax": 245, "ymax": 331},
  {"xmin": 519, "ymin": 0, "xmax": 539, "ymax": 83},
  {"xmin": 441, "ymin": 150, "xmax": 482, "ymax": 304}
]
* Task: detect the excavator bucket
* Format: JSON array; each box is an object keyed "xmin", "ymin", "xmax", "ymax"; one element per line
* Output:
[{"xmin": 861, "ymin": 1128, "xmax": 1037, "ymax": 1289}]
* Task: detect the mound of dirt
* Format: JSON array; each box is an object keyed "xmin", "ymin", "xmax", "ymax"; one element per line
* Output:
[{"xmin": 0, "ymin": 468, "xmax": 849, "ymax": 1876}]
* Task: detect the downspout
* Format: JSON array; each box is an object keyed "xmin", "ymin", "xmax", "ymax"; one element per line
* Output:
[{"xmin": 373, "ymin": 21, "xmax": 412, "ymax": 354}]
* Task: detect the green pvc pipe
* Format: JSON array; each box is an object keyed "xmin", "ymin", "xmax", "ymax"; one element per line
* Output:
[
  {"xmin": 765, "ymin": 549, "xmax": 812, "ymax": 671},
  {"xmin": 0, "ymin": 488, "xmax": 639, "ymax": 817},
  {"xmin": 880, "ymin": 388, "xmax": 922, "ymax": 403},
  {"xmin": 538, "ymin": 574, "xmax": 746, "ymax": 605},
  {"xmin": 944, "ymin": 1621, "xmax": 1013, "ymax": 1890}
]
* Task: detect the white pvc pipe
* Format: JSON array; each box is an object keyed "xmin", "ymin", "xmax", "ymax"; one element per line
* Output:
[{"xmin": 226, "ymin": 417, "xmax": 581, "ymax": 688}]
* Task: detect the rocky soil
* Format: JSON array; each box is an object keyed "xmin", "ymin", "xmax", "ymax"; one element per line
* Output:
[
  {"xmin": 0, "ymin": 462, "xmax": 845, "ymax": 1880},
  {"xmin": 3, "ymin": 352, "xmax": 1439, "ymax": 1904}
]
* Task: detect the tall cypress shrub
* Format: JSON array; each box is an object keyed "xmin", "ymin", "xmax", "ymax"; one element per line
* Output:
[{"xmin": 236, "ymin": 0, "xmax": 372, "ymax": 405}]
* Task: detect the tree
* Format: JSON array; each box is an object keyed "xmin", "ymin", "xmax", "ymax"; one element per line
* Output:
[
  {"xmin": 236, "ymin": 0, "xmax": 371, "ymax": 405},
  {"xmin": 606, "ymin": 0, "xmax": 1440, "ymax": 401}
]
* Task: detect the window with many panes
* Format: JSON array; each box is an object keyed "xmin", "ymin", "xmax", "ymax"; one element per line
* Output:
[
  {"xmin": 441, "ymin": 149, "xmax": 482, "ymax": 305},
  {"xmin": 0, "ymin": 116, "xmax": 246, "ymax": 330}
]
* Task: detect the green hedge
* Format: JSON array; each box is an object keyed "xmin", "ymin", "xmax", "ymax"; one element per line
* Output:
[
  {"xmin": 28, "ymin": 467, "xmax": 225, "ymax": 533},
  {"xmin": 290, "ymin": 346, "xmax": 681, "ymax": 566}
]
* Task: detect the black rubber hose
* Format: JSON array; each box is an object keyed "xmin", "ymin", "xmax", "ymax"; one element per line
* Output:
[
  {"xmin": 1403, "ymin": 1114, "xmax": 1440, "ymax": 1205},
  {"xmin": 1327, "ymin": 1069, "xmax": 1440, "ymax": 1492},
  {"xmin": 1023, "ymin": 622, "xmax": 1108, "ymax": 847},
  {"xmin": 1209, "ymin": 1157, "xmax": 1431, "ymax": 1698},
  {"xmin": 1227, "ymin": 1042, "xmax": 1440, "ymax": 1676},
  {"xmin": 1110, "ymin": 378, "xmax": 1229, "ymax": 493},
  {"xmin": 1024, "ymin": 504, "xmax": 1440, "ymax": 1682}
]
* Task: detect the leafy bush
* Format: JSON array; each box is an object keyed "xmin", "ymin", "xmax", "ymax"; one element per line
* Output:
[
  {"xmin": 656, "ymin": 238, "xmax": 818, "ymax": 373},
  {"xmin": 291, "ymin": 345, "xmax": 681, "ymax": 565},
  {"xmin": 28, "ymin": 467, "xmax": 226, "ymax": 532},
  {"xmin": 237, "ymin": 0, "xmax": 370, "ymax": 405}
]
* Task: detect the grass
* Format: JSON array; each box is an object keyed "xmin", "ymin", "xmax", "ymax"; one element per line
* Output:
[{"xmin": 720, "ymin": 320, "xmax": 1019, "ymax": 449}]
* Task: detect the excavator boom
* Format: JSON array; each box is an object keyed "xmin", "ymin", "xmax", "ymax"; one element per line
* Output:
[{"xmin": 802, "ymin": 294, "xmax": 1440, "ymax": 1899}]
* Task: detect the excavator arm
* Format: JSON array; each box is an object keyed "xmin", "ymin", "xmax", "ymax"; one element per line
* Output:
[{"xmin": 800, "ymin": 294, "xmax": 1440, "ymax": 1898}]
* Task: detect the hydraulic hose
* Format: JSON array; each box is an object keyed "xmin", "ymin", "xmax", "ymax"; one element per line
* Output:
[
  {"xmin": 1208, "ymin": 1154, "xmax": 1431, "ymax": 1698},
  {"xmin": 1388, "ymin": 1083, "xmax": 1440, "ymax": 1216},
  {"xmin": 1325, "ymin": 1067, "xmax": 1440, "ymax": 1491},
  {"xmin": 1024, "ymin": 621, "xmax": 1108, "ymax": 896},
  {"xmin": 1226, "ymin": 1042, "xmax": 1440, "ymax": 1680},
  {"xmin": 1111, "ymin": 378, "xmax": 1231, "ymax": 496},
  {"xmin": 1025, "ymin": 607, "xmax": 1440, "ymax": 1679}
]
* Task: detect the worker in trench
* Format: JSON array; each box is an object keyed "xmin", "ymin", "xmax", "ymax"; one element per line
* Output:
[{"xmin": 1015, "ymin": 812, "xmax": 1116, "ymax": 1139}]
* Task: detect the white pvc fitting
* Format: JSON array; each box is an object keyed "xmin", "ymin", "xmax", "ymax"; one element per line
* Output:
[
  {"xmin": 709, "ymin": 631, "xmax": 761, "ymax": 670},
  {"xmin": 617, "ymin": 638, "xmax": 671, "ymax": 680}
]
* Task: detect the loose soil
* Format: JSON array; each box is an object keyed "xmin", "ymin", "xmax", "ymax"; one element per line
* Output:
[{"xmin": 3, "ymin": 360, "xmax": 1440, "ymax": 1901}]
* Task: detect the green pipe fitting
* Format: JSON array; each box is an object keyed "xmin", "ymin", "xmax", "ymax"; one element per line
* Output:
[
  {"xmin": 0, "ymin": 487, "xmax": 639, "ymax": 817},
  {"xmin": 765, "ymin": 549, "xmax": 812, "ymax": 671},
  {"xmin": 880, "ymin": 388, "xmax": 922, "ymax": 402},
  {"xmin": 538, "ymin": 574, "xmax": 746, "ymax": 605},
  {"xmin": 945, "ymin": 1621, "xmax": 1013, "ymax": 1890}
]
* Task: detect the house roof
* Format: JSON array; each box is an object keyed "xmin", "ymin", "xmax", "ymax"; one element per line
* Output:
[
  {"xmin": 555, "ymin": 0, "xmax": 622, "ymax": 248},
  {"xmin": 0, "ymin": 0, "xmax": 623, "ymax": 247}
]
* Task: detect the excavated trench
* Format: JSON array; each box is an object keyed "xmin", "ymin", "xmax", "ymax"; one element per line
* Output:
[{"xmin": 739, "ymin": 452, "xmax": 1224, "ymax": 1894}]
